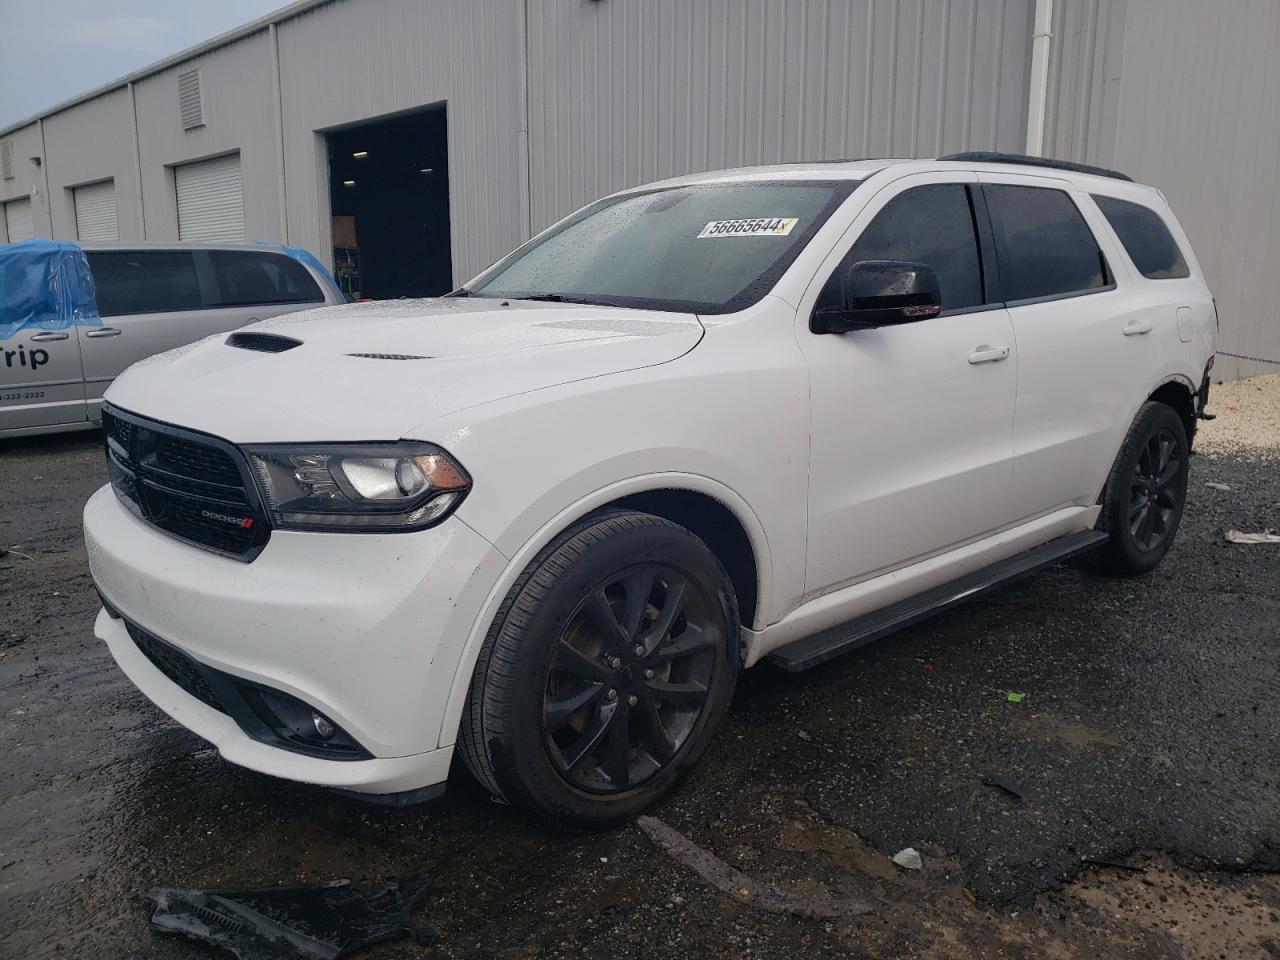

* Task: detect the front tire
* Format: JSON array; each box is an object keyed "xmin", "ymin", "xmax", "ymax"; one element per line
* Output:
[
  {"xmin": 1094, "ymin": 401, "xmax": 1189, "ymax": 575},
  {"xmin": 458, "ymin": 510, "xmax": 740, "ymax": 828}
]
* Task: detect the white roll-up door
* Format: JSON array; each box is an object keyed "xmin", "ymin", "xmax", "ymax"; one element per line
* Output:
[
  {"xmin": 175, "ymin": 153, "xmax": 244, "ymax": 242},
  {"xmin": 73, "ymin": 180, "xmax": 118, "ymax": 241},
  {"xmin": 4, "ymin": 198, "xmax": 34, "ymax": 242}
]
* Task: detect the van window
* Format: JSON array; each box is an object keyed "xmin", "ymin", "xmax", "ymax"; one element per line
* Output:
[
  {"xmin": 1092, "ymin": 195, "xmax": 1190, "ymax": 280},
  {"xmin": 983, "ymin": 184, "xmax": 1109, "ymax": 303},
  {"xmin": 817, "ymin": 184, "xmax": 984, "ymax": 312},
  {"xmin": 87, "ymin": 251, "xmax": 203, "ymax": 317},
  {"xmin": 206, "ymin": 250, "xmax": 325, "ymax": 307}
]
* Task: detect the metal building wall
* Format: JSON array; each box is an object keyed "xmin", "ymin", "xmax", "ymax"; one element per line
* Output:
[
  {"xmin": 41, "ymin": 88, "xmax": 141, "ymax": 240},
  {"xmin": 1041, "ymin": 0, "xmax": 1127, "ymax": 166},
  {"xmin": 132, "ymin": 32, "xmax": 283, "ymax": 243},
  {"xmin": 275, "ymin": 0, "xmax": 524, "ymax": 282},
  {"xmin": 524, "ymin": 0, "xmax": 1034, "ymax": 232},
  {"xmin": 1108, "ymin": 0, "xmax": 1280, "ymax": 381},
  {"xmin": 0, "ymin": 123, "xmax": 52, "ymax": 241}
]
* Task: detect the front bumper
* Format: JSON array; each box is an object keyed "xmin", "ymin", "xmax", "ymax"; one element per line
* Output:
[{"xmin": 84, "ymin": 483, "xmax": 506, "ymax": 794}]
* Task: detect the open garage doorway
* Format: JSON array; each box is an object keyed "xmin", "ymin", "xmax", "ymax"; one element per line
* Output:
[{"xmin": 326, "ymin": 104, "xmax": 452, "ymax": 300}]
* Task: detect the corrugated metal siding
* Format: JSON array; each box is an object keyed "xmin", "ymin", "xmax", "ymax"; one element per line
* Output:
[
  {"xmin": 1041, "ymin": 0, "xmax": 1127, "ymax": 166},
  {"xmin": 1107, "ymin": 0, "xmax": 1280, "ymax": 380},
  {"xmin": 524, "ymin": 0, "xmax": 1032, "ymax": 231},
  {"xmin": 175, "ymin": 153, "xmax": 245, "ymax": 241},
  {"xmin": 73, "ymin": 180, "xmax": 119, "ymax": 241},
  {"xmin": 275, "ymin": 0, "xmax": 524, "ymax": 284}
]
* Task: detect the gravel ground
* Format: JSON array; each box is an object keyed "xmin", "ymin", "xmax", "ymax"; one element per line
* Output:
[{"xmin": 0, "ymin": 379, "xmax": 1277, "ymax": 960}]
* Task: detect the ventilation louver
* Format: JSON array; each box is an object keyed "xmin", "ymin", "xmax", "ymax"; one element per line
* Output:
[
  {"xmin": 345, "ymin": 353, "xmax": 432, "ymax": 360},
  {"xmin": 226, "ymin": 332, "xmax": 301, "ymax": 353},
  {"xmin": 177, "ymin": 69, "xmax": 204, "ymax": 131},
  {"xmin": 0, "ymin": 140, "xmax": 12, "ymax": 180}
]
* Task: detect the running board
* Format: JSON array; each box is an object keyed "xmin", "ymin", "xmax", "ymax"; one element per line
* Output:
[{"xmin": 768, "ymin": 530, "xmax": 1110, "ymax": 673}]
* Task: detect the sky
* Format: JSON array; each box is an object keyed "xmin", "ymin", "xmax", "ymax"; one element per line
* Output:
[{"xmin": 0, "ymin": 0, "xmax": 287, "ymax": 128}]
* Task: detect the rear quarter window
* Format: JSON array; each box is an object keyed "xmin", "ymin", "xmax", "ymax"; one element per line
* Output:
[
  {"xmin": 86, "ymin": 251, "xmax": 203, "ymax": 317},
  {"xmin": 1092, "ymin": 195, "xmax": 1190, "ymax": 280},
  {"xmin": 206, "ymin": 250, "xmax": 325, "ymax": 307}
]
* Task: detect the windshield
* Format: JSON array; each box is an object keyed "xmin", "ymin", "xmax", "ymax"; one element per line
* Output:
[{"xmin": 467, "ymin": 180, "xmax": 860, "ymax": 314}]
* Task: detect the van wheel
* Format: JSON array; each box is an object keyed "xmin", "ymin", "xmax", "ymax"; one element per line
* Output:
[
  {"xmin": 458, "ymin": 510, "xmax": 740, "ymax": 828},
  {"xmin": 1094, "ymin": 401, "xmax": 1189, "ymax": 575}
]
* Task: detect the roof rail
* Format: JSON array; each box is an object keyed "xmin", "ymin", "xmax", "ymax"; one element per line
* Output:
[{"xmin": 938, "ymin": 151, "xmax": 1134, "ymax": 183}]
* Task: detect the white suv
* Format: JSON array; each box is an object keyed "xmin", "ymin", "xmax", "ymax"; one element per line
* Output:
[{"xmin": 84, "ymin": 155, "xmax": 1216, "ymax": 826}]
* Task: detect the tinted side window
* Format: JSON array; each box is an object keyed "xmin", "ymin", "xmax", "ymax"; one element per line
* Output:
[
  {"xmin": 207, "ymin": 250, "xmax": 324, "ymax": 307},
  {"xmin": 1093, "ymin": 195, "xmax": 1190, "ymax": 279},
  {"xmin": 984, "ymin": 184, "xmax": 1109, "ymax": 302},
  {"xmin": 818, "ymin": 184, "xmax": 984, "ymax": 312},
  {"xmin": 87, "ymin": 251, "xmax": 203, "ymax": 318}
]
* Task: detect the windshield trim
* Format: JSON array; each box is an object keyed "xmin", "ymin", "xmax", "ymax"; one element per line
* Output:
[{"xmin": 465, "ymin": 179, "xmax": 864, "ymax": 316}]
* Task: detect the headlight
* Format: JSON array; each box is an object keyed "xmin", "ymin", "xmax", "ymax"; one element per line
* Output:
[{"xmin": 244, "ymin": 442, "xmax": 471, "ymax": 532}]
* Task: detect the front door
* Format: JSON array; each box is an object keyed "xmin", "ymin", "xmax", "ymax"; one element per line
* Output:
[
  {"xmin": 0, "ymin": 325, "xmax": 88, "ymax": 432},
  {"xmin": 795, "ymin": 174, "xmax": 1018, "ymax": 596}
]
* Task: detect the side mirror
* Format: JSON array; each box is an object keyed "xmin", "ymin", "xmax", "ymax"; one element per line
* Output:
[{"xmin": 811, "ymin": 259, "xmax": 943, "ymax": 334}]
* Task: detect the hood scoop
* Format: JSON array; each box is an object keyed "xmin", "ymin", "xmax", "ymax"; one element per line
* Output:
[
  {"xmin": 226, "ymin": 332, "xmax": 302, "ymax": 354},
  {"xmin": 345, "ymin": 353, "xmax": 432, "ymax": 360}
]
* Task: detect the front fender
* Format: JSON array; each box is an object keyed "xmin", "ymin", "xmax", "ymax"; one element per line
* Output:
[{"xmin": 430, "ymin": 471, "xmax": 773, "ymax": 750}]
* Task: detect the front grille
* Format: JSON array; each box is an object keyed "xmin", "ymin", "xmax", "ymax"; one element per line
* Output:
[
  {"xmin": 125, "ymin": 620, "xmax": 224, "ymax": 714},
  {"xmin": 102, "ymin": 404, "xmax": 269, "ymax": 561}
]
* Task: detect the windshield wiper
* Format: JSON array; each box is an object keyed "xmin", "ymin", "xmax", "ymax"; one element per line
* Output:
[{"xmin": 515, "ymin": 293, "xmax": 632, "ymax": 308}]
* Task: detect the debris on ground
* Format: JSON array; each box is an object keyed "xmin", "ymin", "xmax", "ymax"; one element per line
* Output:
[
  {"xmin": 1006, "ymin": 691, "xmax": 1026, "ymax": 703},
  {"xmin": 1205, "ymin": 481, "xmax": 1233, "ymax": 491},
  {"xmin": 891, "ymin": 847, "xmax": 923, "ymax": 871},
  {"xmin": 636, "ymin": 816, "xmax": 871, "ymax": 919},
  {"xmin": 1, "ymin": 546, "xmax": 33, "ymax": 561},
  {"xmin": 982, "ymin": 775, "xmax": 1025, "ymax": 801},
  {"xmin": 145, "ymin": 877, "xmax": 434, "ymax": 960},
  {"xmin": 1226, "ymin": 529, "xmax": 1280, "ymax": 544}
]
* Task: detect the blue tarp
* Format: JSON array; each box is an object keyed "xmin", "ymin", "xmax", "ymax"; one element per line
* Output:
[
  {"xmin": 257, "ymin": 241, "xmax": 348, "ymax": 303},
  {"xmin": 0, "ymin": 239, "xmax": 100, "ymax": 340}
]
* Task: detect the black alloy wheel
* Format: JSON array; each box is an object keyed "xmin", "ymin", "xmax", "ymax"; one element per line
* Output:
[
  {"xmin": 1094, "ymin": 400, "xmax": 1190, "ymax": 575},
  {"xmin": 1127, "ymin": 427, "xmax": 1183, "ymax": 552},
  {"xmin": 459, "ymin": 510, "xmax": 740, "ymax": 827},
  {"xmin": 543, "ymin": 565, "xmax": 720, "ymax": 793}
]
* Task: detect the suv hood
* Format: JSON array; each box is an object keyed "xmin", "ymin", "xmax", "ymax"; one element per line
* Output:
[{"xmin": 105, "ymin": 298, "xmax": 703, "ymax": 442}]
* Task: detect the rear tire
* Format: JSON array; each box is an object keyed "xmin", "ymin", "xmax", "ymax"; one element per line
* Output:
[
  {"xmin": 1094, "ymin": 401, "xmax": 1189, "ymax": 575},
  {"xmin": 458, "ymin": 509, "xmax": 740, "ymax": 828}
]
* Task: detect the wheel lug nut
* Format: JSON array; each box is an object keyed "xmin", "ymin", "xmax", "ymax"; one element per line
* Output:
[
  {"xmin": 605, "ymin": 688, "xmax": 618, "ymax": 702},
  {"xmin": 608, "ymin": 656, "xmax": 622, "ymax": 669},
  {"xmin": 644, "ymin": 668, "xmax": 655, "ymax": 680},
  {"xmin": 627, "ymin": 694, "xmax": 639, "ymax": 707},
  {"xmin": 634, "ymin": 644, "xmax": 645, "ymax": 657}
]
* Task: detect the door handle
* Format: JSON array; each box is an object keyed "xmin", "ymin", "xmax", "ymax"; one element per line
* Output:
[
  {"xmin": 29, "ymin": 331, "xmax": 70, "ymax": 342},
  {"xmin": 84, "ymin": 327, "xmax": 123, "ymax": 338},
  {"xmin": 1122, "ymin": 319, "xmax": 1153, "ymax": 336},
  {"xmin": 967, "ymin": 344, "xmax": 1011, "ymax": 364}
]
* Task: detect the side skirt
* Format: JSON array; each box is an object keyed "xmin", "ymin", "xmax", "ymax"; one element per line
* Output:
[{"xmin": 767, "ymin": 529, "xmax": 1109, "ymax": 673}]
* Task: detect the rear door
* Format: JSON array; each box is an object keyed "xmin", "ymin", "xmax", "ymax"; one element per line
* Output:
[
  {"xmin": 978, "ymin": 173, "xmax": 1137, "ymax": 520},
  {"xmin": 78, "ymin": 248, "xmax": 329, "ymax": 418}
]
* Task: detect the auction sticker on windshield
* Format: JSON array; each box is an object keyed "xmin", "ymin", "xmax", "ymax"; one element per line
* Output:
[{"xmin": 698, "ymin": 217, "xmax": 798, "ymax": 238}]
